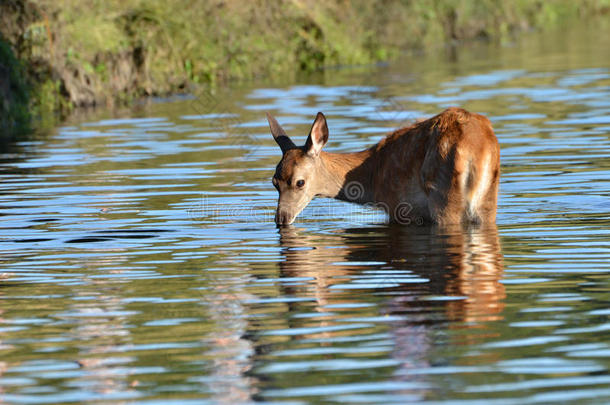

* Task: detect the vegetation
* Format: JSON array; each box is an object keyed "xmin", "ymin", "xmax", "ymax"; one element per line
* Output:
[
  {"xmin": 1, "ymin": 0, "xmax": 609, "ymax": 135},
  {"xmin": 0, "ymin": 40, "xmax": 30, "ymax": 137}
]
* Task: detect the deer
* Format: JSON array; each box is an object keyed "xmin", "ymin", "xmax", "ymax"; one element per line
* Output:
[{"xmin": 266, "ymin": 107, "xmax": 500, "ymax": 226}]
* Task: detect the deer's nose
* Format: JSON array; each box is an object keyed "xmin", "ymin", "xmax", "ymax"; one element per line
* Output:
[{"xmin": 275, "ymin": 209, "xmax": 292, "ymax": 226}]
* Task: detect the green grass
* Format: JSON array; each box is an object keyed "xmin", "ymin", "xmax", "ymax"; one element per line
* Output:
[
  {"xmin": 1, "ymin": 0, "xmax": 609, "ymax": 134},
  {"xmin": 0, "ymin": 38, "xmax": 30, "ymax": 137}
]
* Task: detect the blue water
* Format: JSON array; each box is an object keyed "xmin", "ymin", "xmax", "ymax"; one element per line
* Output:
[{"xmin": 0, "ymin": 20, "xmax": 609, "ymax": 404}]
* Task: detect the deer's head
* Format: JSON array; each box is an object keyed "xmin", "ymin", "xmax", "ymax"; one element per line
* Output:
[{"xmin": 266, "ymin": 112, "xmax": 329, "ymax": 226}]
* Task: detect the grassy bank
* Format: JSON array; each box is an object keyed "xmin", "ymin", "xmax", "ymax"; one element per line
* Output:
[{"xmin": 1, "ymin": 0, "xmax": 609, "ymax": 135}]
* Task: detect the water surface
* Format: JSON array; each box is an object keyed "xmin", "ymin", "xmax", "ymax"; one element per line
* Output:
[{"xmin": 0, "ymin": 20, "xmax": 609, "ymax": 404}]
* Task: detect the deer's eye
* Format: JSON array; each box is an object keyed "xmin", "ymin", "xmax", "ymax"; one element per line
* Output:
[{"xmin": 296, "ymin": 179, "xmax": 305, "ymax": 188}]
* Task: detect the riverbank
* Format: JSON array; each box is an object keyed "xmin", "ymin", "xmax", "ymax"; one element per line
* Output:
[{"xmin": 1, "ymin": 0, "xmax": 608, "ymax": 136}]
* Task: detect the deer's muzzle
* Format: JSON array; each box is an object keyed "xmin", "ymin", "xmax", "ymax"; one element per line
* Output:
[{"xmin": 275, "ymin": 208, "xmax": 295, "ymax": 226}]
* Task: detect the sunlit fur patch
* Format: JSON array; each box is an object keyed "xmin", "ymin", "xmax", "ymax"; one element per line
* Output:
[{"xmin": 468, "ymin": 153, "xmax": 491, "ymax": 221}]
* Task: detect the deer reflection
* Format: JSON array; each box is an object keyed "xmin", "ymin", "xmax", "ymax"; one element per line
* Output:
[
  {"xmin": 278, "ymin": 227, "xmax": 353, "ymax": 309},
  {"xmin": 277, "ymin": 223, "xmax": 504, "ymax": 342}
]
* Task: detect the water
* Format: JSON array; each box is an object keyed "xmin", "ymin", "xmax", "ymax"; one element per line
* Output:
[{"xmin": 1, "ymin": 21, "xmax": 609, "ymax": 404}]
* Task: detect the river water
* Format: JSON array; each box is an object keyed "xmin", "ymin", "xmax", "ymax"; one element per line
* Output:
[{"xmin": 0, "ymin": 20, "xmax": 609, "ymax": 404}]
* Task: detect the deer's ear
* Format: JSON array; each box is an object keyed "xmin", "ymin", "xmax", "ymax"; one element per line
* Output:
[
  {"xmin": 305, "ymin": 112, "xmax": 329, "ymax": 156},
  {"xmin": 266, "ymin": 112, "xmax": 296, "ymax": 154}
]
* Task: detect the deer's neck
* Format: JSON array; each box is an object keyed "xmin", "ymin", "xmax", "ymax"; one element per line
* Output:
[{"xmin": 317, "ymin": 149, "xmax": 375, "ymax": 204}]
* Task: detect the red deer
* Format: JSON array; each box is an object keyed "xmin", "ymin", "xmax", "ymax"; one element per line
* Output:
[{"xmin": 266, "ymin": 107, "xmax": 500, "ymax": 226}]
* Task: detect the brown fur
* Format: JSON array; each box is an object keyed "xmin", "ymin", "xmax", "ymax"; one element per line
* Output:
[{"xmin": 268, "ymin": 108, "xmax": 500, "ymax": 225}]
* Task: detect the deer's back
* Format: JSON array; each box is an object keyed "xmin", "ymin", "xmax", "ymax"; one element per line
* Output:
[{"xmin": 373, "ymin": 107, "xmax": 500, "ymax": 224}]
